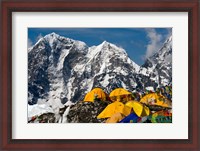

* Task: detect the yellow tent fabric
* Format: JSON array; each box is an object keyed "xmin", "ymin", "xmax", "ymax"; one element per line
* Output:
[
  {"xmin": 106, "ymin": 112, "xmax": 124, "ymax": 123},
  {"xmin": 83, "ymin": 88, "xmax": 107, "ymax": 102},
  {"xmin": 140, "ymin": 93, "xmax": 172, "ymax": 108},
  {"xmin": 125, "ymin": 101, "xmax": 150, "ymax": 117},
  {"xmin": 97, "ymin": 101, "xmax": 131, "ymax": 119},
  {"xmin": 109, "ymin": 88, "xmax": 132, "ymax": 102},
  {"xmin": 110, "ymin": 88, "xmax": 131, "ymax": 97}
]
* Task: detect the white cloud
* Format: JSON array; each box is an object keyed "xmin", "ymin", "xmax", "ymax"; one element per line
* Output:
[
  {"xmin": 28, "ymin": 38, "xmax": 33, "ymax": 48},
  {"xmin": 28, "ymin": 33, "xmax": 44, "ymax": 49},
  {"xmin": 145, "ymin": 28, "xmax": 162, "ymax": 59},
  {"xmin": 36, "ymin": 33, "xmax": 43, "ymax": 41}
]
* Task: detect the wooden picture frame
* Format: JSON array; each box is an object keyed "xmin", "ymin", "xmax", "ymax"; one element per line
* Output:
[{"xmin": 1, "ymin": 0, "xmax": 199, "ymax": 150}]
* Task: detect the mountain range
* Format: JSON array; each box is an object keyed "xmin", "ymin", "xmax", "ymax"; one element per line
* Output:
[{"xmin": 28, "ymin": 32, "xmax": 172, "ymax": 108}]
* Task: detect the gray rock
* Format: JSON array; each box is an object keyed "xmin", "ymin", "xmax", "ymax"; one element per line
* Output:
[{"xmin": 67, "ymin": 100, "xmax": 109, "ymax": 123}]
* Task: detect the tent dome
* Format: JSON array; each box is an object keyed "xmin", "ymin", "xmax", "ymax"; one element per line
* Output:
[
  {"xmin": 109, "ymin": 88, "xmax": 132, "ymax": 102},
  {"xmin": 97, "ymin": 101, "xmax": 131, "ymax": 119},
  {"xmin": 110, "ymin": 88, "xmax": 131, "ymax": 97},
  {"xmin": 83, "ymin": 88, "xmax": 107, "ymax": 102}
]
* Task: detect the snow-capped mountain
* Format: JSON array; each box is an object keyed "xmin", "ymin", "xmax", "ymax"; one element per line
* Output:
[
  {"xmin": 28, "ymin": 32, "xmax": 172, "ymax": 106},
  {"xmin": 141, "ymin": 36, "xmax": 172, "ymax": 86},
  {"xmin": 28, "ymin": 33, "xmax": 88, "ymax": 106}
]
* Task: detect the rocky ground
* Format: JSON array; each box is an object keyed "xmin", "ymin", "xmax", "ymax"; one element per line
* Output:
[{"xmin": 66, "ymin": 100, "xmax": 110, "ymax": 123}]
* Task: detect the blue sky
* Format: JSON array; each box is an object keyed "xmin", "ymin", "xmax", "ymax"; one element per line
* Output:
[{"xmin": 28, "ymin": 28, "xmax": 171, "ymax": 65}]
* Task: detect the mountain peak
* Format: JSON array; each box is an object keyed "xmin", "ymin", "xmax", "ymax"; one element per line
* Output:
[
  {"xmin": 44, "ymin": 32, "xmax": 61, "ymax": 39},
  {"xmin": 99, "ymin": 41, "xmax": 111, "ymax": 48},
  {"xmin": 41, "ymin": 32, "xmax": 75, "ymax": 49},
  {"xmin": 102, "ymin": 40, "xmax": 109, "ymax": 44},
  {"xmin": 92, "ymin": 40, "xmax": 125, "ymax": 56}
]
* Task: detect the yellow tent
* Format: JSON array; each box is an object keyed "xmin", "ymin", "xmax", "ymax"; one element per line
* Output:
[
  {"xmin": 83, "ymin": 88, "xmax": 107, "ymax": 102},
  {"xmin": 109, "ymin": 88, "xmax": 132, "ymax": 102},
  {"xmin": 97, "ymin": 101, "xmax": 131, "ymax": 119},
  {"xmin": 125, "ymin": 101, "xmax": 150, "ymax": 117},
  {"xmin": 140, "ymin": 93, "xmax": 172, "ymax": 108}
]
